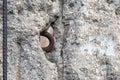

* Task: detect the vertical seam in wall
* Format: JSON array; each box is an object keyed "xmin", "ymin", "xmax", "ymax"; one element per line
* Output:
[{"xmin": 59, "ymin": 0, "xmax": 65, "ymax": 80}]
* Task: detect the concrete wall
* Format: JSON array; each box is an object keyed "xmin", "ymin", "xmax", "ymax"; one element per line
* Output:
[{"xmin": 0, "ymin": 0, "xmax": 120, "ymax": 80}]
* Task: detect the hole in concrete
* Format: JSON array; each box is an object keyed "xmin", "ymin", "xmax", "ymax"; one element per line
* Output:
[
  {"xmin": 106, "ymin": 0, "xmax": 114, "ymax": 4},
  {"xmin": 69, "ymin": 3, "xmax": 74, "ymax": 7},
  {"xmin": 115, "ymin": 7, "xmax": 120, "ymax": 15}
]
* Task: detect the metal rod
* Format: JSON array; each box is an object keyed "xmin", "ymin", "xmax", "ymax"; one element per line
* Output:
[{"xmin": 3, "ymin": 0, "xmax": 7, "ymax": 79}]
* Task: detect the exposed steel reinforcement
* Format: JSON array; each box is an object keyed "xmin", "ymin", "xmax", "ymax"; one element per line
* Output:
[{"xmin": 3, "ymin": 0, "xmax": 7, "ymax": 80}]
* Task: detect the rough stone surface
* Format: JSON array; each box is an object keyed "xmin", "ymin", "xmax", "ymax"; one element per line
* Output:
[{"xmin": 0, "ymin": 0, "xmax": 120, "ymax": 80}]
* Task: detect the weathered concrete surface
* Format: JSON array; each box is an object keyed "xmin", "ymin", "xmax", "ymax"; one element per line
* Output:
[
  {"xmin": 0, "ymin": 0, "xmax": 120, "ymax": 80},
  {"xmin": 1, "ymin": 0, "xmax": 59, "ymax": 80},
  {"xmin": 61, "ymin": 0, "xmax": 120, "ymax": 80}
]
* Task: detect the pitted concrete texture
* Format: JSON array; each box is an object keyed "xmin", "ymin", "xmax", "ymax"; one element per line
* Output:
[
  {"xmin": 0, "ymin": 0, "xmax": 120, "ymax": 80},
  {"xmin": 61, "ymin": 0, "xmax": 120, "ymax": 79}
]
